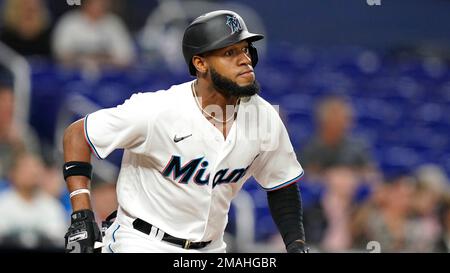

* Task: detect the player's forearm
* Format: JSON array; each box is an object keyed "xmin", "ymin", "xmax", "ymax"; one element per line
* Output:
[
  {"xmin": 267, "ymin": 183, "xmax": 306, "ymax": 251},
  {"xmin": 63, "ymin": 119, "xmax": 93, "ymax": 211}
]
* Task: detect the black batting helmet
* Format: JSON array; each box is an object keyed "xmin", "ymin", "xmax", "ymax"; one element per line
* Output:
[{"xmin": 182, "ymin": 10, "xmax": 264, "ymax": 76}]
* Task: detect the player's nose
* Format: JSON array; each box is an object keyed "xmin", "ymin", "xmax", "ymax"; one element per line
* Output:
[{"xmin": 237, "ymin": 50, "xmax": 252, "ymax": 66}]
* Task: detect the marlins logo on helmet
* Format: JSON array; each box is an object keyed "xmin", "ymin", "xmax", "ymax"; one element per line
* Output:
[{"xmin": 226, "ymin": 15, "xmax": 243, "ymax": 34}]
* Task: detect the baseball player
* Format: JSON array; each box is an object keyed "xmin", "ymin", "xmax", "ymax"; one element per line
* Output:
[{"xmin": 63, "ymin": 10, "xmax": 308, "ymax": 253}]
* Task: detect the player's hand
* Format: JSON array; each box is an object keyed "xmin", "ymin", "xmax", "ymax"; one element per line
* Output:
[
  {"xmin": 65, "ymin": 209, "xmax": 103, "ymax": 253},
  {"xmin": 287, "ymin": 240, "xmax": 310, "ymax": 253}
]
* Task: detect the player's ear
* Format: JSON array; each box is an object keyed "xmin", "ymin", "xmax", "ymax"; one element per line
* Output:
[{"xmin": 192, "ymin": 55, "xmax": 208, "ymax": 75}]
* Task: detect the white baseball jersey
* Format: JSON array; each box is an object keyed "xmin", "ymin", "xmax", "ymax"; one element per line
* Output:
[{"xmin": 84, "ymin": 80, "xmax": 303, "ymax": 250}]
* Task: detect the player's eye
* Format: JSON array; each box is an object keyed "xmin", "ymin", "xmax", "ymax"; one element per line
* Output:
[
  {"xmin": 242, "ymin": 47, "xmax": 249, "ymax": 54},
  {"xmin": 224, "ymin": 50, "xmax": 234, "ymax": 57}
]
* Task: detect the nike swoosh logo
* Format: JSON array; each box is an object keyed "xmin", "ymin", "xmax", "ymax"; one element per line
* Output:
[
  {"xmin": 174, "ymin": 134, "xmax": 192, "ymax": 143},
  {"xmin": 65, "ymin": 165, "xmax": 76, "ymax": 171}
]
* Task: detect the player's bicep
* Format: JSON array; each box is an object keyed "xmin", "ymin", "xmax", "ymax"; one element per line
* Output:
[
  {"xmin": 253, "ymin": 150, "xmax": 304, "ymax": 191},
  {"xmin": 84, "ymin": 93, "xmax": 150, "ymax": 159},
  {"xmin": 252, "ymin": 116, "xmax": 304, "ymax": 190}
]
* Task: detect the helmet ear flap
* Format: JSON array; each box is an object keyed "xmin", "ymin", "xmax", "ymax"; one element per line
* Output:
[{"xmin": 249, "ymin": 43, "xmax": 259, "ymax": 68}]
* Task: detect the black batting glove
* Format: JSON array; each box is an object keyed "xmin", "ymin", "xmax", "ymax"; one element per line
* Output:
[
  {"xmin": 287, "ymin": 240, "xmax": 310, "ymax": 253},
  {"xmin": 65, "ymin": 209, "xmax": 103, "ymax": 253}
]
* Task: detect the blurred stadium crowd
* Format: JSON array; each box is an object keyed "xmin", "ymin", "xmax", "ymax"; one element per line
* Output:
[{"xmin": 0, "ymin": 0, "xmax": 449, "ymax": 253}]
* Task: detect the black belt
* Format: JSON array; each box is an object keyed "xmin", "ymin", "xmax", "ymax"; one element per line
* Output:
[{"xmin": 132, "ymin": 218, "xmax": 212, "ymax": 249}]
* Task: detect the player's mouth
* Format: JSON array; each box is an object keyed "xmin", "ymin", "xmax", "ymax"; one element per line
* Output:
[{"xmin": 237, "ymin": 69, "xmax": 254, "ymax": 78}]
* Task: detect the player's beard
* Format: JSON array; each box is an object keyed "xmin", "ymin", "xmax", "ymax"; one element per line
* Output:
[{"xmin": 210, "ymin": 67, "xmax": 260, "ymax": 98}]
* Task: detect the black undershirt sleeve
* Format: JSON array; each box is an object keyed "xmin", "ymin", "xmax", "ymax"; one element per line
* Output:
[{"xmin": 267, "ymin": 183, "xmax": 306, "ymax": 251}]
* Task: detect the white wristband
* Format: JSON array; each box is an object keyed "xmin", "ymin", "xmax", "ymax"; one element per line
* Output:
[{"xmin": 69, "ymin": 189, "xmax": 90, "ymax": 199}]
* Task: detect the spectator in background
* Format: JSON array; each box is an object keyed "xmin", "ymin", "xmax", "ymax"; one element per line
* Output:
[
  {"xmin": 0, "ymin": 68, "xmax": 23, "ymax": 181},
  {"xmin": 435, "ymin": 199, "xmax": 450, "ymax": 252},
  {"xmin": 0, "ymin": 66, "xmax": 40, "ymax": 180},
  {"xmin": 40, "ymin": 164, "xmax": 72, "ymax": 216},
  {"xmin": 320, "ymin": 167, "xmax": 360, "ymax": 251},
  {"xmin": 350, "ymin": 177, "xmax": 389, "ymax": 250},
  {"xmin": 299, "ymin": 96, "xmax": 380, "ymax": 251},
  {"xmin": 0, "ymin": 153, "xmax": 67, "ymax": 250},
  {"xmin": 351, "ymin": 175, "xmax": 423, "ymax": 252},
  {"xmin": 52, "ymin": 0, "xmax": 135, "ymax": 69},
  {"xmin": 413, "ymin": 164, "xmax": 450, "ymax": 252},
  {"xmin": 300, "ymin": 96, "xmax": 375, "ymax": 176},
  {"xmin": 0, "ymin": 0, "xmax": 52, "ymax": 57}
]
